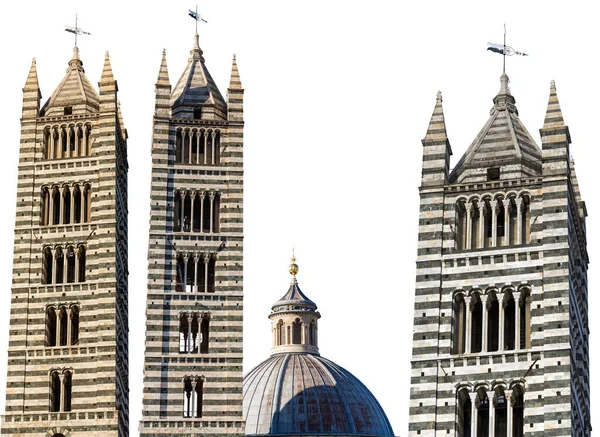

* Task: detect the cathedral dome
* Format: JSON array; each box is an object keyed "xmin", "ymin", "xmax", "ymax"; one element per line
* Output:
[{"xmin": 243, "ymin": 256, "xmax": 394, "ymax": 437}]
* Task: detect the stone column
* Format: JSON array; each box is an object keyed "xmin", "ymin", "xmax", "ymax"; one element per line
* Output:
[
  {"xmin": 75, "ymin": 250, "xmax": 80, "ymax": 283},
  {"xmin": 464, "ymin": 296, "xmax": 472, "ymax": 354},
  {"xmin": 503, "ymin": 199, "xmax": 511, "ymax": 246},
  {"xmin": 203, "ymin": 132, "xmax": 209, "ymax": 164},
  {"xmin": 211, "ymin": 131, "xmax": 216, "ymax": 165},
  {"xmin": 195, "ymin": 131, "xmax": 200, "ymax": 165},
  {"xmin": 482, "ymin": 294, "xmax": 489, "ymax": 352},
  {"xmin": 190, "ymin": 192, "xmax": 195, "ymax": 233},
  {"xmin": 52, "ymin": 249, "xmax": 58, "ymax": 284},
  {"xmin": 55, "ymin": 308, "xmax": 61, "ymax": 346},
  {"xmin": 488, "ymin": 391, "xmax": 496, "ymax": 437},
  {"xmin": 183, "ymin": 255, "xmax": 188, "ymax": 293},
  {"xmin": 80, "ymin": 188, "xmax": 86, "ymax": 224},
  {"xmin": 525, "ymin": 295, "xmax": 531, "ymax": 348},
  {"xmin": 514, "ymin": 292, "xmax": 521, "ymax": 350},
  {"xmin": 199, "ymin": 192, "xmax": 205, "ymax": 233},
  {"xmin": 59, "ymin": 373, "xmax": 65, "ymax": 411},
  {"xmin": 469, "ymin": 392, "xmax": 478, "ymax": 437},
  {"xmin": 491, "ymin": 201, "xmax": 498, "ymax": 247},
  {"xmin": 49, "ymin": 189, "xmax": 55, "ymax": 225},
  {"xmin": 66, "ymin": 128, "xmax": 71, "ymax": 158},
  {"xmin": 63, "ymin": 251, "xmax": 69, "ymax": 284},
  {"xmin": 70, "ymin": 188, "xmax": 75, "ymax": 224},
  {"xmin": 59, "ymin": 186, "xmax": 65, "ymax": 224},
  {"xmin": 44, "ymin": 189, "xmax": 49, "ymax": 225},
  {"xmin": 193, "ymin": 255, "xmax": 199, "ymax": 292},
  {"xmin": 478, "ymin": 203, "xmax": 486, "ymax": 249},
  {"xmin": 83, "ymin": 126, "xmax": 88, "ymax": 156},
  {"xmin": 187, "ymin": 315, "xmax": 193, "ymax": 352},
  {"xmin": 58, "ymin": 128, "xmax": 63, "ymax": 159},
  {"xmin": 180, "ymin": 191, "xmax": 185, "ymax": 232},
  {"xmin": 506, "ymin": 391, "xmax": 513, "ymax": 437},
  {"xmin": 466, "ymin": 203, "xmax": 473, "ymax": 250},
  {"xmin": 516, "ymin": 198, "xmax": 523, "ymax": 245},
  {"xmin": 209, "ymin": 192, "xmax": 215, "ymax": 233},
  {"xmin": 67, "ymin": 308, "xmax": 72, "ymax": 346},
  {"xmin": 499, "ymin": 298, "xmax": 505, "ymax": 351},
  {"xmin": 191, "ymin": 378, "xmax": 198, "ymax": 417},
  {"xmin": 204, "ymin": 256, "xmax": 209, "ymax": 293}
]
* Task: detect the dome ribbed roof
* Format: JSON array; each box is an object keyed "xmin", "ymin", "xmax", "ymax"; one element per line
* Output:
[{"xmin": 243, "ymin": 353, "xmax": 394, "ymax": 437}]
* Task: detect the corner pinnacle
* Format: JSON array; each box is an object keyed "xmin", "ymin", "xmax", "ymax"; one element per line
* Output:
[
  {"xmin": 424, "ymin": 90, "xmax": 447, "ymax": 141},
  {"xmin": 543, "ymin": 80, "xmax": 565, "ymax": 128}
]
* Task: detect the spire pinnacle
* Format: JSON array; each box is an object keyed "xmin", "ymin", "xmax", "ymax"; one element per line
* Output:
[
  {"xmin": 68, "ymin": 46, "xmax": 84, "ymax": 71},
  {"xmin": 228, "ymin": 54, "xmax": 242, "ymax": 89},
  {"xmin": 156, "ymin": 49, "xmax": 170, "ymax": 86},
  {"xmin": 289, "ymin": 250, "xmax": 299, "ymax": 284},
  {"xmin": 543, "ymin": 80, "xmax": 565, "ymax": 128},
  {"xmin": 24, "ymin": 57, "xmax": 39, "ymax": 90},
  {"xmin": 424, "ymin": 90, "xmax": 447, "ymax": 141},
  {"xmin": 190, "ymin": 33, "xmax": 204, "ymax": 62},
  {"xmin": 493, "ymin": 73, "xmax": 516, "ymax": 111},
  {"xmin": 101, "ymin": 51, "xmax": 115, "ymax": 82}
]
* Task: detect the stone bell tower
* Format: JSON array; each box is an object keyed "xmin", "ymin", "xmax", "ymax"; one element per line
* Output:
[
  {"xmin": 408, "ymin": 75, "xmax": 590, "ymax": 437},
  {"xmin": 1, "ymin": 47, "xmax": 129, "ymax": 437},
  {"xmin": 139, "ymin": 33, "xmax": 245, "ymax": 436}
]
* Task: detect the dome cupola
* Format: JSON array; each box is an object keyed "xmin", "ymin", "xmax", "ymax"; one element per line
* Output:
[{"xmin": 268, "ymin": 254, "xmax": 320, "ymax": 355}]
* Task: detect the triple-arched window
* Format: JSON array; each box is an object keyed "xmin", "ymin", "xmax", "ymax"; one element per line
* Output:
[
  {"xmin": 173, "ymin": 190, "xmax": 220, "ymax": 233},
  {"xmin": 455, "ymin": 193, "xmax": 531, "ymax": 250},
  {"xmin": 175, "ymin": 128, "xmax": 221, "ymax": 165},
  {"xmin": 452, "ymin": 287, "xmax": 531, "ymax": 355},
  {"xmin": 183, "ymin": 376, "xmax": 203, "ymax": 418},
  {"xmin": 176, "ymin": 253, "xmax": 216, "ymax": 293},
  {"xmin": 46, "ymin": 305, "xmax": 80, "ymax": 347},
  {"xmin": 179, "ymin": 312, "xmax": 210, "ymax": 354},
  {"xmin": 42, "ymin": 245, "xmax": 86, "ymax": 285},
  {"xmin": 456, "ymin": 384, "xmax": 524, "ymax": 437},
  {"xmin": 41, "ymin": 183, "xmax": 91, "ymax": 226},
  {"xmin": 50, "ymin": 369, "xmax": 73, "ymax": 412}
]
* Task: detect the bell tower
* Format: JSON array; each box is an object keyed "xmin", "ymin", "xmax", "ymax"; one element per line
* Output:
[
  {"xmin": 1, "ymin": 47, "xmax": 129, "ymax": 437},
  {"xmin": 139, "ymin": 33, "xmax": 245, "ymax": 436},
  {"xmin": 408, "ymin": 76, "xmax": 590, "ymax": 437}
]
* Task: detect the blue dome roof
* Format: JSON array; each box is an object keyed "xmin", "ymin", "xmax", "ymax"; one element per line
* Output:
[{"xmin": 243, "ymin": 353, "xmax": 394, "ymax": 437}]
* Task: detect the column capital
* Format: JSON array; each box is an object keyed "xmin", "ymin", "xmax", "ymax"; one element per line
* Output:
[
  {"xmin": 465, "ymin": 202, "xmax": 473, "ymax": 213},
  {"xmin": 516, "ymin": 197, "xmax": 523, "ymax": 207}
]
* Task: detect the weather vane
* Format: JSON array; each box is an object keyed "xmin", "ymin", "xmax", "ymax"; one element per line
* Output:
[
  {"xmin": 487, "ymin": 24, "xmax": 528, "ymax": 73},
  {"xmin": 188, "ymin": 6, "xmax": 208, "ymax": 34},
  {"xmin": 65, "ymin": 14, "xmax": 91, "ymax": 47}
]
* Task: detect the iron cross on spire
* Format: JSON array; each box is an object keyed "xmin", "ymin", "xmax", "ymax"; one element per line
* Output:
[
  {"xmin": 487, "ymin": 24, "xmax": 528, "ymax": 74},
  {"xmin": 65, "ymin": 14, "xmax": 91, "ymax": 47},
  {"xmin": 188, "ymin": 5, "xmax": 208, "ymax": 34}
]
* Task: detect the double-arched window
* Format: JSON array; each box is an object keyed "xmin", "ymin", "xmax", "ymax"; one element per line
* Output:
[
  {"xmin": 452, "ymin": 288, "xmax": 531, "ymax": 355},
  {"xmin": 50, "ymin": 369, "xmax": 73, "ymax": 412},
  {"xmin": 456, "ymin": 384, "xmax": 524, "ymax": 437},
  {"xmin": 183, "ymin": 376, "xmax": 203, "ymax": 418}
]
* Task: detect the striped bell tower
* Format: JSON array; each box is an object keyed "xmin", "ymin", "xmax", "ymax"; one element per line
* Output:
[
  {"xmin": 409, "ymin": 75, "xmax": 590, "ymax": 437},
  {"xmin": 1, "ymin": 48, "xmax": 129, "ymax": 437},
  {"xmin": 139, "ymin": 33, "xmax": 245, "ymax": 436}
]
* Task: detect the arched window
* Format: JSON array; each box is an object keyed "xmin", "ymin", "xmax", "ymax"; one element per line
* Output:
[
  {"xmin": 77, "ymin": 246, "xmax": 86, "ymax": 283},
  {"xmin": 497, "ymin": 200, "xmax": 506, "ymax": 244},
  {"xmin": 192, "ymin": 191, "xmax": 201, "ymax": 232},
  {"xmin": 487, "ymin": 294, "xmax": 500, "ymax": 352},
  {"xmin": 174, "ymin": 191, "xmax": 182, "ymax": 232},
  {"xmin": 66, "ymin": 246, "xmax": 76, "ymax": 283},
  {"xmin": 82, "ymin": 184, "xmax": 91, "ymax": 223},
  {"xmin": 494, "ymin": 387, "xmax": 507, "ymax": 437},
  {"xmin": 46, "ymin": 307, "xmax": 57, "ymax": 347},
  {"xmin": 471, "ymin": 294, "xmax": 483, "ymax": 353},
  {"xmin": 73, "ymin": 185, "xmax": 82, "ymax": 224},
  {"xmin": 43, "ymin": 247, "xmax": 53, "ymax": 284},
  {"xmin": 212, "ymin": 193, "xmax": 220, "ymax": 233},
  {"xmin": 214, "ymin": 130, "xmax": 221, "ymax": 165},
  {"xmin": 309, "ymin": 320, "xmax": 316, "ymax": 346},
  {"xmin": 183, "ymin": 376, "xmax": 203, "ymax": 418},
  {"xmin": 292, "ymin": 319, "xmax": 302, "ymax": 344},
  {"xmin": 200, "ymin": 316, "xmax": 209, "ymax": 354},
  {"xmin": 50, "ymin": 370, "xmax": 61, "ymax": 412},
  {"xmin": 61, "ymin": 126, "xmax": 68, "ymax": 157},
  {"xmin": 186, "ymin": 254, "xmax": 195, "ymax": 292},
  {"xmin": 202, "ymin": 194, "xmax": 211, "ymax": 232},
  {"xmin": 180, "ymin": 314, "xmax": 190, "ymax": 353},
  {"xmin": 207, "ymin": 256, "xmax": 216, "ymax": 293},
  {"xmin": 58, "ymin": 307, "xmax": 68, "ymax": 346},
  {"xmin": 512, "ymin": 386, "xmax": 524, "ymax": 437},
  {"xmin": 52, "ymin": 187, "xmax": 60, "ymax": 225},
  {"xmin": 70, "ymin": 306, "xmax": 80, "ymax": 345},
  {"xmin": 55, "ymin": 248, "xmax": 64, "ymax": 284},
  {"xmin": 183, "ymin": 130, "xmax": 191, "ymax": 164},
  {"xmin": 63, "ymin": 370, "xmax": 72, "ymax": 412},
  {"xmin": 43, "ymin": 127, "xmax": 51, "ymax": 159},
  {"xmin": 191, "ymin": 129, "xmax": 199, "ymax": 163},
  {"xmin": 176, "ymin": 254, "xmax": 185, "ymax": 292},
  {"xmin": 519, "ymin": 290, "xmax": 531, "ymax": 349},
  {"xmin": 196, "ymin": 255, "xmax": 206, "ymax": 293},
  {"xmin": 175, "ymin": 129, "xmax": 183, "ymax": 163},
  {"xmin": 503, "ymin": 293, "xmax": 516, "ymax": 351},
  {"xmin": 40, "ymin": 187, "xmax": 49, "ymax": 225},
  {"xmin": 183, "ymin": 192, "xmax": 191, "ymax": 232},
  {"xmin": 457, "ymin": 388, "xmax": 472, "ymax": 437},
  {"xmin": 76, "ymin": 125, "xmax": 83, "ymax": 156},
  {"xmin": 278, "ymin": 320, "xmax": 285, "ymax": 346},
  {"xmin": 85, "ymin": 124, "xmax": 92, "ymax": 156},
  {"xmin": 191, "ymin": 314, "xmax": 199, "ymax": 352},
  {"xmin": 476, "ymin": 389, "xmax": 489, "ymax": 437},
  {"xmin": 199, "ymin": 130, "xmax": 207, "ymax": 164},
  {"xmin": 453, "ymin": 294, "xmax": 467, "ymax": 354}
]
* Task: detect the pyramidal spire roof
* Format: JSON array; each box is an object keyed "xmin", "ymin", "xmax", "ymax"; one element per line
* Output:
[
  {"xmin": 170, "ymin": 34, "xmax": 227, "ymax": 119},
  {"xmin": 543, "ymin": 80, "xmax": 565, "ymax": 128},
  {"xmin": 156, "ymin": 49, "xmax": 170, "ymax": 86},
  {"xmin": 450, "ymin": 73, "xmax": 542, "ymax": 183},
  {"xmin": 41, "ymin": 47, "xmax": 100, "ymax": 117},
  {"xmin": 24, "ymin": 58, "xmax": 40, "ymax": 90},
  {"xmin": 228, "ymin": 54, "xmax": 242, "ymax": 89},
  {"xmin": 424, "ymin": 91, "xmax": 448, "ymax": 141}
]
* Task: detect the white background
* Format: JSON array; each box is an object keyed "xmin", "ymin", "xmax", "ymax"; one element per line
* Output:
[{"xmin": 0, "ymin": 1, "xmax": 598, "ymax": 435}]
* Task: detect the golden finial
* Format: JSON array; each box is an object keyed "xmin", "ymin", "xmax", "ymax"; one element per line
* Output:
[{"xmin": 289, "ymin": 248, "xmax": 298, "ymax": 277}]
